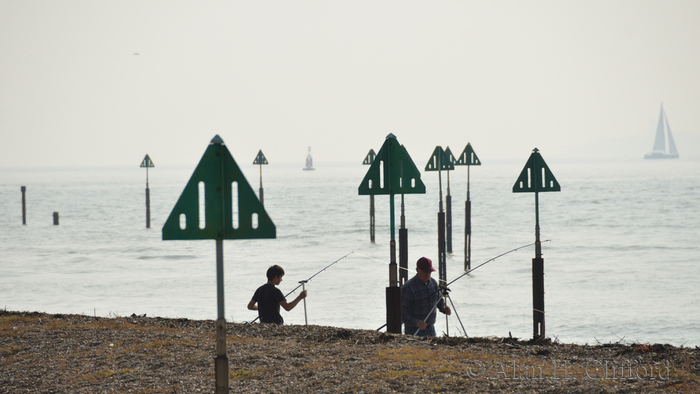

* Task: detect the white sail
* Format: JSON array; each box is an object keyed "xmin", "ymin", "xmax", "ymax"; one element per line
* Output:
[
  {"xmin": 666, "ymin": 116, "xmax": 679, "ymax": 156},
  {"xmin": 651, "ymin": 105, "xmax": 666, "ymax": 153},
  {"xmin": 644, "ymin": 104, "xmax": 679, "ymax": 159}
]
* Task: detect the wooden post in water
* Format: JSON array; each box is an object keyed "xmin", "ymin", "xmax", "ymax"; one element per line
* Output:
[
  {"xmin": 359, "ymin": 135, "xmax": 425, "ymax": 334},
  {"xmin": 253, "ymin": 150, "xmax": 268, "ymax": 207},
  {"xmin": 425, "ymin": 146, "xmax": 454, "ymax": 335},
  {"xmin": 512, "ymin": 148, "xmax": 560, "ymax": 340},
  {"xmin": 53, "ymin": 212, "xmax": 59, "ymax": 225},
  {"xmin": 362, "ymin": 149, "xmax": 377, "ymax": 243},
  {"xmin": 145, "ymin": 187, "xmax": 151, "ymax": 228},
  {"xmin": 444, "ymin": 147, "xmax": 456, "ymax": 255},
  {"xmin": 21, "ymin": 186, "xmax": 26, "ymax": 225},
  {"xmin": 446, "ymin": 177, "xmax": 452, "ymax": 254},
  {"xmin": 369, "ymin": 195, "xmax": 375, "ymax": 243},
  {"xmin": 425, "ymin": 146, "xmax": 453, "ymax": 284},
  {"xmin": 455, "ymin": 143, "xmax": 481, "ymax": 272},
  {"xmin": 399, "ymin": 194, "xmax": 408, "ymax": 285}
]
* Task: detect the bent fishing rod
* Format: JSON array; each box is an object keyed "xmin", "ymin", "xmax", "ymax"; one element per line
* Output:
[
  {"xmin": 246, "ymin": 251, "xmax": 355, "ymax": 324},
  {"xmin": 447, "ymin": 240, "xmax": 550, "ymax": 287},
  {"xmin": 410, "ymin": 240, "xmax": 550, "ymax": 336}
]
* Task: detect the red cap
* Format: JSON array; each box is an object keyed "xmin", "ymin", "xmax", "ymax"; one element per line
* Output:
[{"xmin": 416, "ymin": 257, "xmax": 436, "ymax": 273}]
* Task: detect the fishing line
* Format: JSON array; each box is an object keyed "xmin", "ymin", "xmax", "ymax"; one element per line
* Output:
[
  {"xmin": 357, "ymin": 242, "xmax": 548, "ymax": 335},
  {"xmin": 352, "ymin": 251, "xmax": 451, "ymax": 284},
  {"xmin": 246, "ymin": 251, "xmax": 355, "ymax": 324},
  {"xmin": 446, "ymin": 240, "xmax": 550, "ymax": 288},
  {"xmin": 409, "ymin": 240, "xmax": 549, "ymax": 336}
]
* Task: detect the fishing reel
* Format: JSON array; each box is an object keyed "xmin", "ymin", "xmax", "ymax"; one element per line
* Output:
[{"xmin": 439, "ymin": 284, "xmax": 451, "ymax": 296}]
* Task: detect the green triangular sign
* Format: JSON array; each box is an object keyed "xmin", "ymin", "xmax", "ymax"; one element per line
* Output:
[
  {"xmin": 163, "ymin": 135, "xmax": 275, "ymax": 240},
  {"xmin": 358, "ymin": 134, "xmax": 425, "ymax": 195},
  {"xmin": 455, "ymin": 143, "xmax": 481, "ymax": 166},
  {"xmin": 140, "ymin": 154, "xmax": 155, "ymax": 168},
  {"xmin": 425, "ymin": 146, "xmax": 454, "ymax": 171},
  {"xmin": 512, "ymin": 148, "xmax": 561, "ymax": 193},
  {"xmin": 362, "ymin": 149, "xmax": 376, "ymax": 165},
  {"xmin": 253, "ymin": 150, "xmax": 268, "ymax": 165},
  {"xmin": 444, "ymin": 147, "xmax": 457, "ymax": 168}
]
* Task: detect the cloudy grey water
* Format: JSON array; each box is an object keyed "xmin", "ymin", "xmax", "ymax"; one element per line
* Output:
[{"xmin": 1, "ymin": 157, "xmax": 698, "ymax": 346}]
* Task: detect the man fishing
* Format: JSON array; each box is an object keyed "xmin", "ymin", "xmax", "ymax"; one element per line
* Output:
[
  {"xmin": 247, "ymin": 265, "xmax": 307, "ymax": 324},
  {"xmin": 401, "ymin": 257, "xmax": 451, "ymax": 337}
]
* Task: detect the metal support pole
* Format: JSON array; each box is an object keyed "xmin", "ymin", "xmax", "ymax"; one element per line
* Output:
[
  {"xmin": 145, "ymin": 168, "xmax": 151, "ymax": 228},
  {"xmin": 465, "ymin": 166, "xmax": 471, "ymax": 271},
  {"xmin": 399, "ymin": 194, "xmax": 408, "ymax": 285},
  {"xmin": 437, "ymin": 212, "xmax": 446, "ymax": 283},
  {"xmin": 387, "ymin": 194, "xmax": 401, "ymax": 334},
  {"xmin": 399, "ymin": 229, "xmax": 408, "ymax": 285},
  {"xmin": 145, "ymin": 188, "xmax": 151, "ymax": 229},
  {"xmin": 533, "ymin": 256, "xmax": 544, "ymax": 339},
  {"xmin": 369, "ymin": 195, "xmax": 375, "ymax": 243},
  {"xmin": 300, "ymin": 280, "xmax": 308, "ymax": 326},
  {"xmin": 21, "ymin": 186, "xmax": 26, "ymax": 225},
  {"xmin": 259, "ymin": 165, "xmax": 264, "ymax": 206},
  {"xmin": 389, "ymin": 194, "xmax": 397, "ymax": 286},
  {"xmin": 437, "ymin": 169, "xmax": 446, "ymax": 280},
  {"xmin": 465, "ymin": 199, "xmax": 471, "ymax": 271},
  {"xmin": 533, "ymin": 192, "xmax": 544, "ymax": 339},
  {"xmin": 215, "ymin": 239, "xmax": 229, "ymax": 393},
  {"xmin": 446, "ymin": 171, "xmax": 452, "ymax": 254}
]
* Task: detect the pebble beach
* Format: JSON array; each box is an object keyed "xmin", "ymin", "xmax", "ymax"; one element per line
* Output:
[{"xmin": 1, "ymin": 310, "xmax": 699, "ymax": 393}]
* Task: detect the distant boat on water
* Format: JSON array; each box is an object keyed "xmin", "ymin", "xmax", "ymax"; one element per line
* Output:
[
  {"xmin": 303, "ymin": 147, "xmax": 315, "ymax": 171},
  {"xmin": 644, "ymin": 104, "xmax": 679, "ymax": 159}
]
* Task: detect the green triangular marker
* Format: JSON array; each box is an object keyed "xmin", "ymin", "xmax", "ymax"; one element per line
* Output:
[
  {"xmin": 162, "ymin": 135, "xmax": 275, "ymax": 240},
  {"xmin": 455, "ymin": 143, "xmax": 481, "ymax": 166},
  {"xmin": 253, "ymin": 150, "xmax": 268, "ymax": 165},
  {"xmin": 358, "ymin": 134, "xmax": 425, "ymax": 195},
  {"xmin": 444, "ymin": 147, "xmax": 457, "ymax": 168},
  {"xmin": 140, "ymin": 154, "xmax": 155, "ymax": 168},
  {"xmin": 512, "ymin": 148, "xmax": 561, "ymax": 193},
  {"xmin": 425, "ymin": 146, "xmax": 454, "ymax": 171},
  {"xmin": 362, "ymin": 149, "xmax": 376, "ymax": 165}
]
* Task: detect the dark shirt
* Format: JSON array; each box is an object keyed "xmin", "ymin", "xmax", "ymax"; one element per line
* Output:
[
  {"xmin": 253, "ymin": 283, "xmax": 286, "ymax": 324},
  {"xmin": 401, "ymin": 275, "xmax": 445, "ymax": 327}
]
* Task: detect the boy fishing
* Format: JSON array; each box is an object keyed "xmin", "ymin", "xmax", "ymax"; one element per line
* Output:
[{"xmin": 248, "ymin": 265, "xmax": 307, "ymax": 324}]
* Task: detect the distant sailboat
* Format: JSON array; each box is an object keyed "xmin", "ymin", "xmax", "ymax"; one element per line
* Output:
[
  {"xmin": 644, "ymin": 104, "xmax": 679, "ymax": 159},
  {"xmin": 303, "ymin": 146, "xmax": 315, "ymax": 171}
]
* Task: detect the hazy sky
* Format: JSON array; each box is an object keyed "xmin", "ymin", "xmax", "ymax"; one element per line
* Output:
[{"xmin": 1, "ymin": 1, "xmax": 699, "ymax": 169}]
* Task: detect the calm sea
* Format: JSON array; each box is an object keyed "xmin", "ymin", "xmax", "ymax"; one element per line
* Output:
[{"xmin": 1, "ymin": 157, "xmax": 698, "ymax": 347}]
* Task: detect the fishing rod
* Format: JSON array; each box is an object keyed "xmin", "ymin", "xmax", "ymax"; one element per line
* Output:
[
  {"xmin": 447, "ymin": 240, "xmax": 549, "ymax": 287},
  {"xmin": 410, "ymin": 240, "xmax": 550, "ymax": 336},
  {"xmin": 246, "ymin": 251, "xmax": 355, "ymax": 324}
]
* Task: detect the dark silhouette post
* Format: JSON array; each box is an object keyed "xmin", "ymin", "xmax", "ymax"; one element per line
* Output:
[
  {"xmin": 425, "ymin": 146, "xmax": 454, "ymax": 285},
  {"xmin": 454, "ymin": 143, "xmax": 481, "ymax": 271},
  {"xmin": 359, "ymin": 134, "xmax": 425, "ymax": 333},
  {"xmin": 443, "ymin": 147, "xmax": 457, "ymax": 254},
  {"xmin": 399, "ymin": 193, "xmax": 408, "ymax": 285},
  {"xmin": 21, "ymin": 186, "xmax": 26, "ymax": 225},
  {"xmin": 425, "ymin": 146, "xmax": 454, "ymax": 335},
  {"xmin": 362, "ymin": 149, "xmax": 377, "ymax": 243},
  {"xmin": 253, "ymin": 150, "xmax": 269, "ymax": 207},
  {"xmin": 513, "ymin": 148, "xmax": 560, "ymax": 340}
]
